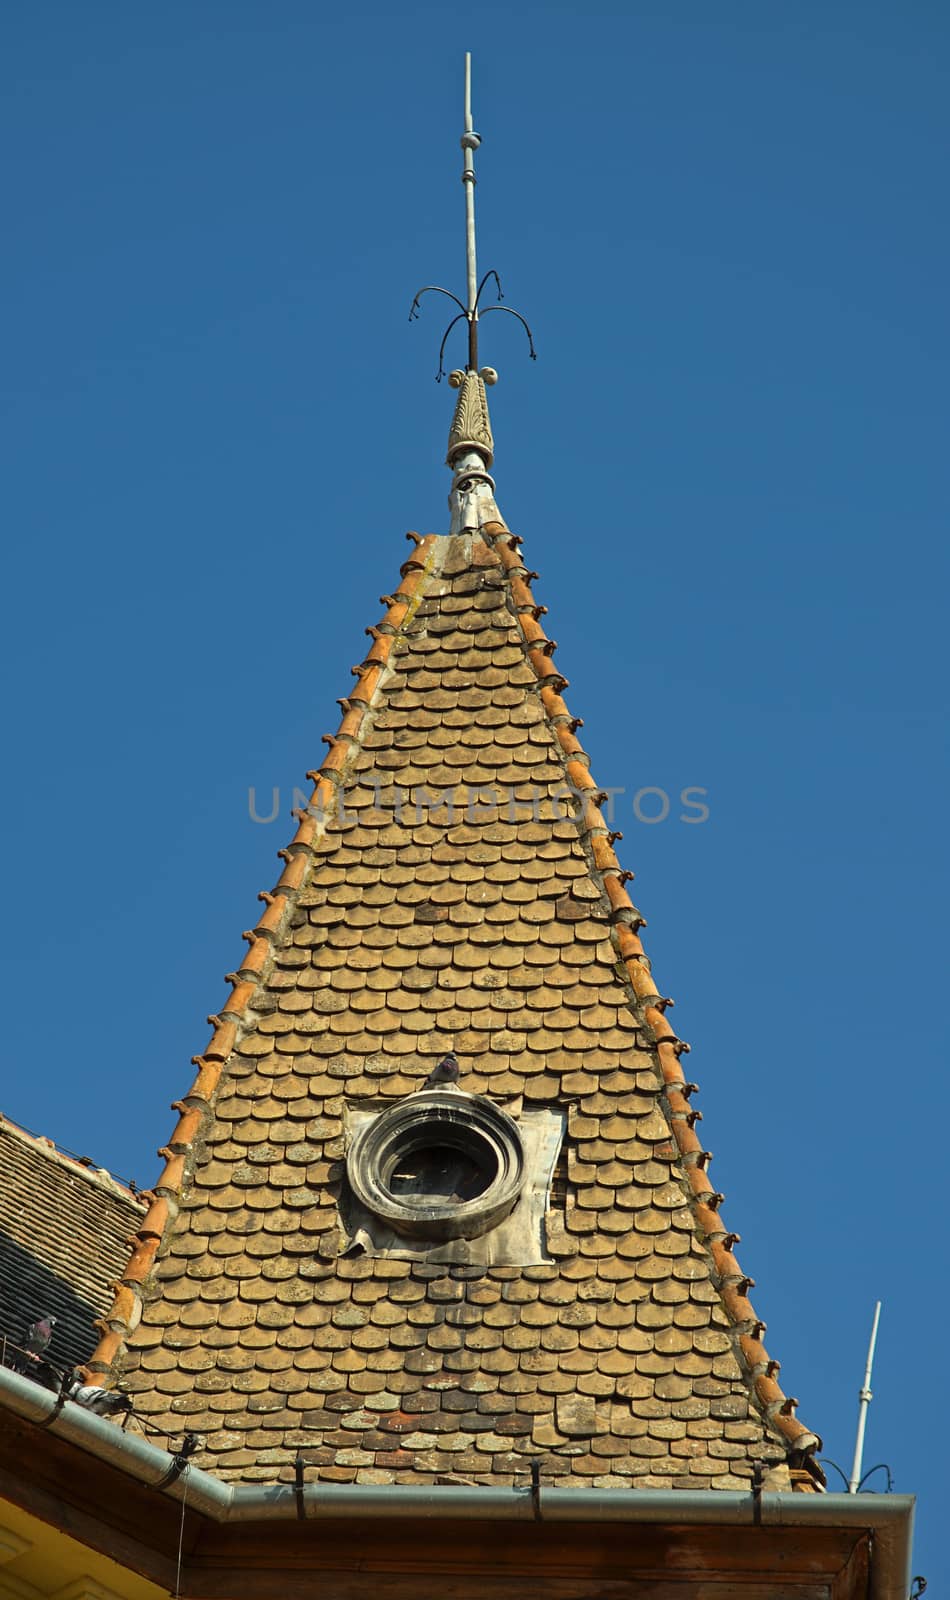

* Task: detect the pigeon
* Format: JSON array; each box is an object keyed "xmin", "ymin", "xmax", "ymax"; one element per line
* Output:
[
  {"xmin": 11, "ymin": 1314, "xmax": 56, "ymax": 1374},
  {"xmin": 68, "ymin": 1381, "xmax": 133, "ymax": 1417},
  {"xmin": 25, "ymin": 1315, "xmax": 56, "ymax": 1355},
  {"xmin": 423, "ymin": 1053, "xmax": 460, "ymax": 1089}
]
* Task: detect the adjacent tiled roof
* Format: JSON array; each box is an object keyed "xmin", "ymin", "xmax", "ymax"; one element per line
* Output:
[
  {"xmin": 0, "ymin": 1116, "xmax": 146, "ymax": 1372},
  {"xmin": 93, "ymin": 522, "xmax": 821, "ymax": 1490}
]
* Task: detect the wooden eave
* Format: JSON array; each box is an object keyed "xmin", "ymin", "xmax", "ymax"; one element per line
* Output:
[{"xmin": 0, "ymin": 1404, "xmax": 889, "ymax": 1600}]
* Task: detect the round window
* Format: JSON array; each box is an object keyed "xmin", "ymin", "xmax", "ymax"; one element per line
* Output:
[{"xmin": 346, "ymin": 1092, "xmax": 525, "ymax": 1242}]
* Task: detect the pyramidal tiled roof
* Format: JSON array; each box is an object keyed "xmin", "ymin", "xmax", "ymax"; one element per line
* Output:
[{"xmin": 87, "ymin": 393, "xmax": 822, "ymax": 1491}]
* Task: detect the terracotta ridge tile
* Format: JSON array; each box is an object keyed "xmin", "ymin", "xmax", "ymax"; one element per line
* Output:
[
  {"xmin": 481, "ymin": 519, "xmax": 823, "ymax": 1485},
  {"xmin": 82, "ymin": 532, "xmax": 444, "ymax": 1385}
]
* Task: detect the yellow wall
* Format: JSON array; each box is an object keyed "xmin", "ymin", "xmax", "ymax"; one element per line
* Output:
[{"xmin": 0, "ymin": 1500, "xmax": 166, "ymax": 1600}]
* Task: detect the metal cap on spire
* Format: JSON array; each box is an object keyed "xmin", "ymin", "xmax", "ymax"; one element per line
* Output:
[{"xmin": 409, "ymin": 53, "xmax": 536, "ymax": 477}]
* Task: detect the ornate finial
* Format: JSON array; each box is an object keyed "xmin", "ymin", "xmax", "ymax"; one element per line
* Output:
[
  {"xmin": 446, "ymin": 364, "xmax": 504, "ymax": 533},
  {"xmin": 409, "ymin": 54, "xmax": 536, "ymax": 393},
  {"xmin": 446, "ymin": 368, "xmax": 496, "ymax": 467}
]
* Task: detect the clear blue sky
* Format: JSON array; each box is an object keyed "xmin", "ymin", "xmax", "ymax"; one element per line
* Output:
[{"xmin": 2, "ymin": 1, "xmax": 946, "ymax": 1584}]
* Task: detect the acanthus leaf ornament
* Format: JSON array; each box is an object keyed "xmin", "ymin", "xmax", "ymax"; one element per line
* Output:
[{"xmin": 446, "ymin": 370, "xmax": 495, "ymax": 468}]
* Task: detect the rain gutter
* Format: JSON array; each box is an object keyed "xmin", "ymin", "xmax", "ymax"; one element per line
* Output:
[{"xmin": 0, "ymin": 1367, "xmax": 914, "ymax": 1600}]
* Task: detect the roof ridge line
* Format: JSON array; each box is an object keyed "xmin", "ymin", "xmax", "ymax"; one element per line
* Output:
[
  {"xmin": 0, "ymin": 1114, "xmax": 146, "ymax": 1206},
  {"xmin": 481, "ymin": 520, "xmax": 823, "ymax": 1484},
  {"xmin": 81, "ymin": 534, "xmax": 444, "ymax": 1384}
]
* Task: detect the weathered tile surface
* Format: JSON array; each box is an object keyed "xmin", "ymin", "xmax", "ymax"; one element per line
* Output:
[
  {"xmin": 101, "ymin": 527, "xmax": 820, "ymax": 1490},
  {"xmin": 0, "ymin": 1117, "xmax": 146, "ymax": 1371}
]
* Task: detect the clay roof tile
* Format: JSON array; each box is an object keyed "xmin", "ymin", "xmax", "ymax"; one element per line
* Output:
[{"xmin": 81, "ymin": 487, "xmax": 821, "ymax": 1489}]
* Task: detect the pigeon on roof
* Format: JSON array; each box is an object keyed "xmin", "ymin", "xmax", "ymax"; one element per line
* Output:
[
  {"xmin": 11, "ymin": 1314, "xmax": 56, "ymax": 1372},
  {"xmin": 68, "ymin": 1380, "xmax": 132, "ymax": 1417},
  {"xmin": 423, "ymin": 1053, "xmax": 461, "ymax": 1089},
  {"xmin": 24, "ymin": 1315, "xmax": 55, "ymax": 1357}
]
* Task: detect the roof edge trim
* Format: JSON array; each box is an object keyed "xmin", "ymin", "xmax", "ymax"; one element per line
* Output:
[{"xmin": 0, "ymin": 1367, "xmax": 913, "ymax": 1600}]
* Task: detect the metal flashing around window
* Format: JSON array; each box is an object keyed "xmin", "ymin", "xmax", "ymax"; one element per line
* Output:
[{"xmin": 341, "ymin": 1097, "xmax": 564, "ymax": 1267}]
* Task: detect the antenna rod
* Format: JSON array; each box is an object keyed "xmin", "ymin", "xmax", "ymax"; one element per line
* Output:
[
  {"xmin": 408, "ymin": 58, "xmax": 535, "ymax": 382},
  {"xmin": 461, "ymin": 52, "xmax": 481, "ymax": 367},
  {"xmin": 848, "ymin": 1300, "xmax": 882, "ymax": 1493}
]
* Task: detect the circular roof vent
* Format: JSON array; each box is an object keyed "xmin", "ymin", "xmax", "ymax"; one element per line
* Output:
[{"xmin": 346, "ymin": 1092, "xmax": 525, "ymax": 1242}]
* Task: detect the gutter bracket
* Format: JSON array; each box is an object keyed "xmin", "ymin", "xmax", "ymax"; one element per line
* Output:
[
  {"xmin": 530, "ymin": 1460, "xmax": 541, "ymax": 1522},
  {"xmin": 33, "ymin": 1368, "xmax": 75, "ymax": 1431},
  {"xmin": 153, "ymin": 1432, "xmax": 199, "ymax": 1492},
  {"xmin": 294, "ymin": 1455, "xmax": 307, "ymax": 1521}
]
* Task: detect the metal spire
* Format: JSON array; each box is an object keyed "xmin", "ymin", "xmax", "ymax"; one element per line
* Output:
[
  {"xmin": 462, "ymin": 52, "xmax": 480, "ymax": 360},
  {"xmin": 409, "ymin": 53, "xmax": 536, "ymax": 383},
  {"xmin": 848, "ymin": 1301, "xmax": 882, "ymax": 1493}
]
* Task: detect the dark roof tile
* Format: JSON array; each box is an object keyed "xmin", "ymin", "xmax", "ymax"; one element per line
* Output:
[{"xmin": 0, "ymin": 1117, "xmax": 145, "ymax": 1372}]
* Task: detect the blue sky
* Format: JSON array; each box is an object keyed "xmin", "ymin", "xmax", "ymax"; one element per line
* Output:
[{"xmin": 1, "ymin": 1, "xmax": 946, "ymax": 1584}]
